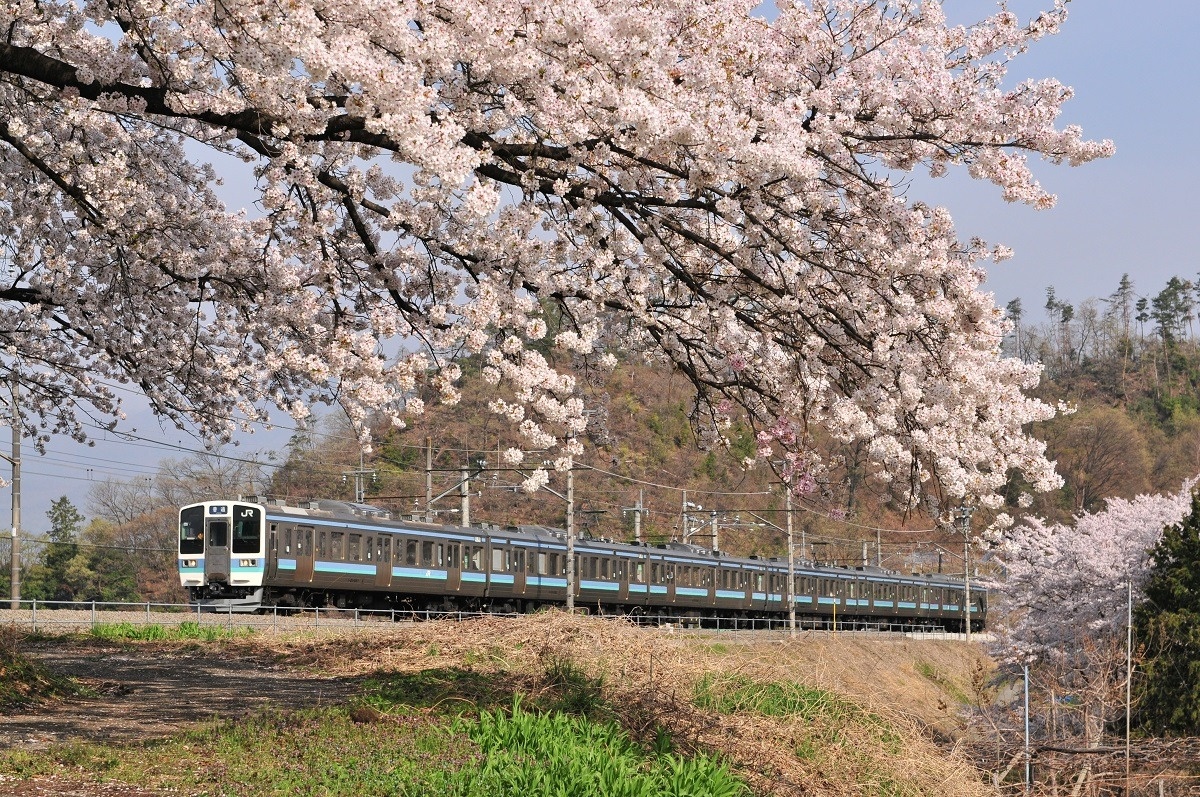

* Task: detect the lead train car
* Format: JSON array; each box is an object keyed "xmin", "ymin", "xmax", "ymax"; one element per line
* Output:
[{"xmin": 178, "ymin": 498, "xmax": 986, "ymax": 630}]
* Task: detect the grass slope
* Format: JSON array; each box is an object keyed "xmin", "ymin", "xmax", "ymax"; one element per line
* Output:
[{"xmin": 0, "ymin": 614, "xmax": 995, "ymax": 797}]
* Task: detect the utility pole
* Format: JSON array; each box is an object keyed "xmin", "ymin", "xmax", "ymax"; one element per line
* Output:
[
  {"xmin": 565, "ymin": 458, "xmax": 575, "ymax": 612},
  {"xmin": 786, "ymin": 487, "xmax": 795, "ymax": 637},
  {"xmin": 424, "ymin": 437, "xmax": 433, "ymax": 523},
  {"xmin": 460, "ymin": 467, "xmax": 470, "ymax": 526},
  {"xmin": 709, "ymin": 511, "xmax": 718, "ymax": 552},
  {"xmin": 957, "ymin": 504, "xmax": 974, "ymax": 644},
  {"xmin": 6, "ymin": 377, "xmax": 19, "ymax": 609},
  {"xmin": 622, "ymin": 489, "xmax": 644, "ymax": 543}
]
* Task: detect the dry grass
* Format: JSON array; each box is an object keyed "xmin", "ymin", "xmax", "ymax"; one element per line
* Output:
[{"xmin": 258, "ymin": 613, "xmax": 996, "ymax": 797}]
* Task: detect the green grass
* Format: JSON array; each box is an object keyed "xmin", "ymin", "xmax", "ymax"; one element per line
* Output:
[
  {"xmin": 88, "ymin": 621, "xmax": 252, "ymax": 642},
  {"xmin": 913, "ymin": 660, "xmax": 970, "ymax": 705},
  {"xmin": 0, "ymin": 662, "xmax": 751, "ymax": 797},
  {"xmin": 0, "ymin": 642, "xmax": 91, "ymax": 707},
  {"xmin": 693, "ymin": 674, "xmax": 905, "ymax": 757}
]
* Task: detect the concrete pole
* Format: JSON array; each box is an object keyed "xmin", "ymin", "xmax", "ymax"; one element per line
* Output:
[
  {"xmin": 959, "ymin": 505, "xmax": 973, "ymax": 644},
  {"xmin": 565, "ymin": 460, "xmax": 575, "ymax": 612},
  {"xmin": 710, "ymin": 512, "xmax": 718, "ymax": 552},
  {"xmin": 9, "ymin": 377, "xmax": 19, "ymax": 609},
  {"xmin": 786, "ymin": 488, "xmax": 795, "ymax": 637},
  {"xmin": 424, "ymin": 437, "xmax": 433, "ymax": 523},
  {"xmin": 633, "ymin": 489, "xmax": 643, "ymax": 543},
  {"xmin": 460, "ymin": 468, "xmax": 470, "ymax": 526}
]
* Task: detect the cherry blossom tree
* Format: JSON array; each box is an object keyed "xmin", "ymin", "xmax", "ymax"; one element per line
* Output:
[
  {"xmin": 995, "ymin": 483, "xmax": 1195, "ymax": 665},
  {"xmin": 0, "ymin": 0, "xmax": 1111, "ymax": 504}
]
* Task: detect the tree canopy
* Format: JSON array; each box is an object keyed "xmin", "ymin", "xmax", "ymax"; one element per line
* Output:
[{"xmin": 0, "ymin": 0, "xmax": 1111, "ymax": 508}]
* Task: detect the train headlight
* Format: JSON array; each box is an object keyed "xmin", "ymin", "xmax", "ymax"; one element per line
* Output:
[
  {"xmin": 238, "ymin": 559, "xmax": 258, "ymax": 567},
  {"xmin": 183, "ymin": 559, "xmax": 197, "ymax": 568}
]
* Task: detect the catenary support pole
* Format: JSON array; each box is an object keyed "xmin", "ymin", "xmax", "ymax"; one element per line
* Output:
[
  {"xmin": 786, "ymin": 488, "xmax": 795, "ymax": 637},
  {"xmin": 565, "ymin": 460, "xmax": 575, "ymax": 612}
]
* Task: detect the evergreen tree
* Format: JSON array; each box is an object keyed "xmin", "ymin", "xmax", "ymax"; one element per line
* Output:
[
  {"xmin": 1133, "ymin": 490, "xmax": 1200, "ymax": 735},
  {"xmin": 21, "ymin": 497, "xmax": 84, "ymax": 602}
]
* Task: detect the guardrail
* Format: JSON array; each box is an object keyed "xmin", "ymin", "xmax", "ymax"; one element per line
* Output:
[{"xmin": 0, "ymin": 599, "xmax": 962, "ymax": 637}]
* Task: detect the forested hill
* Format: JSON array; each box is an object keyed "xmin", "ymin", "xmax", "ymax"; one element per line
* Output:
[{"xmin": 1004, "ymin": 272, "xmax": 1200, "ymax": 524}]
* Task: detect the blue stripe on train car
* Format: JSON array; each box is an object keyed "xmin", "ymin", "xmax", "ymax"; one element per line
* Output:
[
  {"xmin": 874, "ymin": 600, "xmax": 894, "ymax": 607},
  {"xmin": 278, "ymin": 559, "xmax": 296, "ymax": 570},
  {"xmin": 818, "ymin": 597, "xmax": 838, "ymax": 605},
  {"xmin": 315, "ymin": 562, "xmax": 375, "ymax": 576},
  {"xmin": 461, "ymin": 573, "xmax": 487, "ymax": 583},
  {"xmin": 716, "ymin": 590, "xmax": 745, "ymax": 600},
  {"xmin": 391, "ymin": 568, "xmax": 448, "ymax": 580},
  {"xmin": 581, "ymin": 580, "xmax": 620, "ymax": 591},
  {"xmin": 676, "ymin": 587, "xmax": 707, "ymax": 597},
  {"xmin": 529, "ymin": 576, "xmax": 568, "ymax": 588}
]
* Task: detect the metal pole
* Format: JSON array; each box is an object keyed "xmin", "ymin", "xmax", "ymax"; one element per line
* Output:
[
  {"xmin": 8, "ymin": 377, "xmax": 19, "ymax": 609},
  {"xmin": 1024, "ymin": 663, "xmax": 1031, "ymax": 796},
  {"xmin": 1126, "ymin": 579, "xmax": 1133, "ymax": 793},
  {"xmin": 786, "ymin": 488, "xmax": 795, "ymax": 637},
  {"xmin": 710, "ymin": 512, "xmax": 718, "ymax": 552},
  {"xmin": 565, "ymin": 459, "xmax": 575, "ymax": 612}
]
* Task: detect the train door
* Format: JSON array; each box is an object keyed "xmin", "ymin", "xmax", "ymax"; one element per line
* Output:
[
  {"xmin": 707, "ymin": 566, "xmax": 717, "ymax": 606},
  {"xmin": 665, "ymin": 562, "xmax": 677, "ymax": 603},
  {"xmin": 512, "ymin": 548, "xmax": 528, "ymax": 596},
  {"xmin": 294, "ymin": 526, "xmax": 314, "ymax": 583},
  {"xmin": 446, "ymin": 542, "xmax": 462, "ymax": 591},
  {"xmin": 266, "ymin": 525, "xmax": 278, "ymax": 580},
  {"xmin": 204, "ymin": 515, "xmax": 231, "ymax": 582},
  {"xmin": 375, "ymin": 537, "xmax": 393, "ymax": 588}
]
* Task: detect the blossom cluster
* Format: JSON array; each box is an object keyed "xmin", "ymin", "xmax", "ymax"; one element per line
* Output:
[{"xmin": 0, "ymin": 0, "xmax": 1109, "ymax": 505}]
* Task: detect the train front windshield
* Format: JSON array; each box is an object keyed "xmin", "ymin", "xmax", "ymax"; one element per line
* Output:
[{"xmin": 180, "ymin": 505, "xmax": 204, "ymax": 555}]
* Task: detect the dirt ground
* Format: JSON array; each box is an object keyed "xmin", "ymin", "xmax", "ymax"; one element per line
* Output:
[{"xmin": 0, "ymin": 642, "xmax": 361, "ymax": 797}]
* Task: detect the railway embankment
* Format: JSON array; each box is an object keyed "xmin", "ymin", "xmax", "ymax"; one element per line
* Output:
[{"xmin": 0, "ymin": 612, "xmax": 996, "ymax": 796}]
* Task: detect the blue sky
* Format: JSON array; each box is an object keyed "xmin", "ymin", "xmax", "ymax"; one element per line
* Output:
[{"xmin": 5, "ymin": 1, "xmax": 1198, "ymax": 534}]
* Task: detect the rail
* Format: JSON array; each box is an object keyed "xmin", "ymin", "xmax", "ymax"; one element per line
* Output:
[{"xmin": 0, "ymin": 599, "xmax": 965, "ymax": 638}]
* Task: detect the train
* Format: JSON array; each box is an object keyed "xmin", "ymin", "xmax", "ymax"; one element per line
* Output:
[{"xmin": 177, "ymin": 497, "xmax": 986, "ymax": 630}]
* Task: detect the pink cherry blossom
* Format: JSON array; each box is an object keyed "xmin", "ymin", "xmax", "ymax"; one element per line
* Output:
[{"xmin": 0, "ymin": 1, "xmax": 1109, "ymax": 509}]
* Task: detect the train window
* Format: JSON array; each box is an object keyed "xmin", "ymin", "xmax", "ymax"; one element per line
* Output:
[
  {"xmin": 365, "ymin": 537, "xmax": 374, "ymax": 561},
  {"xmin": 421, "ymin": 541, "xmax": 433, "ymax": 565},
  {"xmin": 635, "ymin": 563, "xmax": 645, "ymax": 583},
  {"xmin": 316, "ymin": 531, "xmax": 327, "ymax": 558},
  {"xmin": 209, "ymin": 520, "xmax": 229, "ymax": 547},
  {"xmin": 407, "ymin": 540, "xmax": 419, "ymax": 566},
  {"xmin": 513, "ymin": 550, "xmax": 525, "ymax": 574},
  {"xmin": 438, "ymin": 544, "xmax": 447, "ymax": 568},
  {"xmin": 179, "ymin": 506, "xmax": 204, "ymax": 555},
  {"xmin": 616, "ymin": 560, "xmax": 627, "ymax": 580},
  {"xmin": 348, "ymin": 534, "xmax": 361, "ymax": 561},
  {"xmin": 328, "ymin": 532, "xmax": 343, "ymax": 559},
  {"xmin": 538, "ymin": 553, "xmax": 547, "ymax": 575},
  {"xmin": 283, "ymin": 528, "xmax": 292, "ymax": 555},
  {"xmin": 651, "ymin": 563, "xmax": 661, "ymax": 583},
  {"xmin": 527, "ymin": 552, "xmax": 537, "ymax": 573},
  {"xmin": 600, "ymin": 558, "xmax": 610, "ymax": 579},
  {"xmin": 377, "ymin": 538, "xmax": 388, "ymax": 563},
  {"xmin": 702, "ymin": 568, "xmax": 713, "ymax": 587},
  {"xmin": 232, "ymin": 506, "xmax": 260, "ymax": 553},
  {"xmin": 492, "ymin": 548, "xmax": 509, "ymax": 572},
  {"xmin": 469, "ymin": 546, "xmax": 484, "ymax": 571}
]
